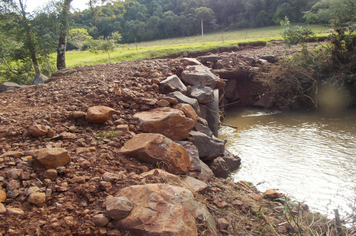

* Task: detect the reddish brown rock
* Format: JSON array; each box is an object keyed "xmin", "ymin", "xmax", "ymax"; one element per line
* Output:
[
  {"xmin": 249, "ymin": 193, "xmax": 263, "ymax": 201},
  {"xmin": 182, "ymin": 176, "xmax": 208, "ymax": 193},
  {"xmin": 265, "ymin": 189, "xmax": 283, "ymax": 199},
  {"xmin": 28, "ymin": 192, "xmax": 46, "ymax": 206},
  {"xmin": 0, "ymin": 190, "xmax": 6, "ymax": 203},
  {"xmin": 156, "ymin": 99, "xmax": 170, "ymax": 107},
  {"xmin": 140, "ymin": 169, "xmax": 184, "ymax": 186},
  {"xmin": 72, "ymin": 111, "xmax": 86, "ymax": 119},
  {"xmin": 133, "ymin": 107, "xmax": 195, "ymax": 141},
  {"xmin": 28, "ymin": 123, "xmax": 49, "ymax": 137},
  {"xmin": 116, "ymin": 125, "xmax": 129, "ymax": 132},
  {"xmin": 0, "ymin": 203, "xmax": 5, "ymax": 214},
  {"xmin": 92, "ymin": 214, "xmax": 110, "ymax": 227},
  {"xmin": 35, "ymin": 148, "xmax": 71, "ymax": 169},
  {"xmin": 106, "ymin": 197, "xmax": 133, "ymax": 220},
  {"xmin": 213, "ymin": 199, "xmax": 228, "ymax": 208},
  {"xmin": 217, "ymin": 218, "xmax": 229, "ymax": 229},
  {"xmin": 86, "ymin": 106, "xmax": 115, "ymax": 123},
  {"xmin": 174, "ymin": 103, "xmax": 198, "ymax": 123},
  {"xmin": 113, "ymin": 184, "xmax": 197, "ymax": 236},
  {"xmin": 119, "ymin": 133, "xmax": 191, "ymax": 174},
  {"xmin": 0, "ymin": 151, "xmax": 23, "ymax": 159},
  {"xmin": 43, "ymin": 169, "xmax": 58, "ymax": 180},
  {"xmin": 7, "ymin": 208, "xmax": 24, "ymax": 216}
]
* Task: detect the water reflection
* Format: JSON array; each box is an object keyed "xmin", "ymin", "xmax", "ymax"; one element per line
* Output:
[{"xmin": 219, "ymin": 108, "xmax": 356, "ymax": 218}]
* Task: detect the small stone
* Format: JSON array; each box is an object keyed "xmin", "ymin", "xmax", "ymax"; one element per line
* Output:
[
  {"xmin": 6, "ymin": 180, "xmax": 20, "ymax": 191},
  {"xmin": 0, "ymin": 190, "xmax": 6, "ymax": 203},
  {"xmin": 68, "ymin": 176, "xmax": 85, "ymax": 184},
  {"xmin": 249, "ymin": 193, "xmax": 263, "ymax": 201},
  {"xmin": 116, "ymin": 125, "xmax": 129, "ymax": 132},
  {"xmin": 43, "ymin": 169, "xmax": 58, "ymax": 180},
  {"xmin": 0, "ymin": 203, "xmax": 6, "ymax": 214},
  {"xmin": 20, "ymin": 171, "xmax": 31, "ymax": 180},
  {"xmin": 213, "ymin": 199, "xmax": 228, "ymax": 208},
  {"xmin": 76, "ymin": 147, "xmax": 93, "ymax": 154},
  {"xmin": 86, "ymin": 106, "xmax": 115, "ymax": 123},
  {"xmin": 217, "ymin": 218, "xmax": 229, "ymax": 229},
  {"xmin": 25, "ymin": 186, "xmax": 40, "ymax": 196},
  {"xmin": 7, "ymin": 169, "xmax": 23, "ymax": 180},
  {"xmin": 113, "ymin": 119, "xmax": 124, "ymax": 125},
  {"xmin": 232, "ymin": 200, "xmax": 243, "ymax": 207},
  {"xmin": 72, "ymin": 111, "xmax": 86, "ymax": 119},
  {"xmin": 35, "ymin": 148, "xmax": 70, "ymax": 169},
  {"xmin": 28, "ymin": 192, "xmax": 46, "ymax": 206},
  {"xmin": 107, "ymin": 229, "xmax": 121, "ymax": 236},
  {"xmin": 156, "ymin": 99, "xmax": 170, "ymax": 107},
  {"xmin": 0, "ymin": 151, "xmax": 23, "ymax": 159},
  {"xmin": 92, "ymin": 214, "xmax": 110, "ymax": 227},
  {"xmin": 102, "ymin": 172, "xmax": 125, "ymax": 182},
  {"xmin": 29, "ymin": 123, "xmax": 48, "ymax": 137},
  {"xmin": 265, "ymin": 189, "xmax": 283, "ymax": 199},
  {"xmin": 7, "ymin": 208, "xmax": 24, "ymax": 216},
  {"xmin": 106, "ymin": 196, "xmax": 133, "ymax": 220}
]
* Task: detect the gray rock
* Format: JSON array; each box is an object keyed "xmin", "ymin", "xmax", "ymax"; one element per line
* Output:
[
  {"xmin": 198, "ymin": 160, "xmax": 215, "ymax": 182},
  {"xmin": 209, "ymin": 150, "xmax": 241, "ymax": 178},
  {"xmin": 175, "ymin": 141, "xmax": 202, "ymax": 174},
  {"xmin": 159, "ymin": 75, "xmax": 187, "ymax": 94},
  {"xmin": 259, "ymin": 55, "xmax": 277, "ymax": 63},
  {"xmin": 194, "ymin": 122, "xmax": 213, "ymax": 137},
  {"xmin": 181, "ymin": 65, "xmax": 220, "ymax": 88},
  {"xmin": 0, "ymin": 82, "xmax": 25, "ymax": 92},
  {"xmin": 106, "ymin": 196, "xmax": 133, "ymax": 220},
  {"xmin": 197, "ymin": 55, "xmax": 222, "ymax": 64},
  {"xmin": 190, "ymin": 85, "xmax": 214, "ymax": 104},
  {"xmin": 166, "ymin": 91, "xmax": 200, "ymax": 115},
  {"xmin": 189, "ymin": 131, "xmax": 225, "ymax": 161},
  {"xmin": 32, "ymin": 74, "xmax": 49, "ymax": 85}
]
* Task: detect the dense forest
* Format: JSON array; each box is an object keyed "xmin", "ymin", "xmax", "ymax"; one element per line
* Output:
[
  {"xmin": 1, "ymin": 0, "xmax": 356, "ymax": 84},
  {"xmin": 73, "ymin": 0, "xmax": 319, "ymax": 44}
]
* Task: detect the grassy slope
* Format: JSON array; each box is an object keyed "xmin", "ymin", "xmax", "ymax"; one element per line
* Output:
[{"xmin": 66, "ymin": 24, "xmax": 330, "ymax": 68}]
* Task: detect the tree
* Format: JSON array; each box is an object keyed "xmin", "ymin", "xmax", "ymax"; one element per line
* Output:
[
  {"xmin": 90, "ymin": 32, "xmax": 121, "ymax": 63},
  {"xmin": 195, "ymin": 7, "xmax": 215, "ymax": 38},
  {"xmin": 57, "ymin": 0, "xmax": 72, "ymax": 70},
  {"xmin": 68, "ymin": 28, "xmax": 92, "ymax": 49}
]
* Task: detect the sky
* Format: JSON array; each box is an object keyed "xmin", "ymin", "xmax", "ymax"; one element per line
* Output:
[{"xmin": 25, "ymin": 0, "xmax": 90, "ymax": 13}]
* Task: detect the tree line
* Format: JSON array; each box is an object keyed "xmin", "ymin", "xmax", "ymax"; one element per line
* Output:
[{"xmin": 1, "ymin": 0, "xmax": 356, "ymax": 84}]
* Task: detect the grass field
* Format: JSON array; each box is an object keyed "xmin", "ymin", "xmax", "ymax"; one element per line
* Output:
[{"xmin": 65, "ymin": 24, "xmax": 331, "ymax": 68}]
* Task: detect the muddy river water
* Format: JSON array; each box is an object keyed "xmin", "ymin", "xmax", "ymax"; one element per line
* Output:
[{"xmin": 219, "ymin": 108, "xmax": 356, "ymax": 218}]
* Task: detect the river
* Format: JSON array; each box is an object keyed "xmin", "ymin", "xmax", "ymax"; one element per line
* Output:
[{"xmin": 219, "ymin": 107, "xmax": 356, "ymax": 218}]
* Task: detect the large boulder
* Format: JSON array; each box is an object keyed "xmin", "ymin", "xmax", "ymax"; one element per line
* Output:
[
  {"xmin": 0, "ymin": 82, "xmax": 25, "ymax": 92},
  {"xmin": 190, "ymin": 85, "xmax": 214, "ymax": 104},
  {"xmin": 32, "ymin": 74, "xmax": 49, "ymax": 85},
  {"xmin": 174, "ymin": 103, "xmax": 198, "ymax": 123},
  {"xmin": 140, "ymin": 169, "xmax": 184, "ymax": 186},
  {"xmin": 113, "ymin": 184, "xmax": 197, "ymax": 236},
  {"xmin": 181, "ymin": 65, "xmax": 220, "ymax": 88},
  {"xmin": 134, "ymin": 107, "xmax": 195, "ymax": 141},
  {"xmin": 159, "ymin": 75, "xmax": 187, "ymax": 94},
  {"xmin": 119, "ymin": 133, "xmax": 191, "ymax": 174},
  {"xmin": 189, "ymin": 131, "xmax": 225, "ymax": 161},
  {"xmin": 34, "ymin": 148, "xmax": 71, "ymax": 169},
  {"xmin": 86, "ymin": 106, "xmax": 115, "ymax": 123},
  {"xmin": 166, "ymin": 91, "xmax": 200, "ymax": 114}
]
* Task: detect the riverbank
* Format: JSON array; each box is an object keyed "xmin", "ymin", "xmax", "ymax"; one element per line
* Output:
[{"xmin": 0, "ymin": 43, "xmax": 350, "ymax": 235}]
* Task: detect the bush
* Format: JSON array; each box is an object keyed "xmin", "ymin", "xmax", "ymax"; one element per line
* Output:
[
  {"xmin": 280, "ymin": 16, "xmax": 314, "ymax": 46},
  {"xmin": 80, "ymin": 39, "xmax": 102, "ymax": 51}
]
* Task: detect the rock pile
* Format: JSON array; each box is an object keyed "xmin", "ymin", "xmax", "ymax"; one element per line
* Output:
[{"xmin": 0, "ymin": 47, "xmax": 296, "ymax": 235}]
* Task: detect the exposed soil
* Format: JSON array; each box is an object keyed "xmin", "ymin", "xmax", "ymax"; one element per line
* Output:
[{"xmin": 0, "ymin": 42, "xmax": 336, "ymax": 235}]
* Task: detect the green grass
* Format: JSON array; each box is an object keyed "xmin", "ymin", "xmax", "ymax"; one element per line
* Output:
[{"xmin": 65, "ymin": 24, "xmax": 331, "ymax": 68}]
